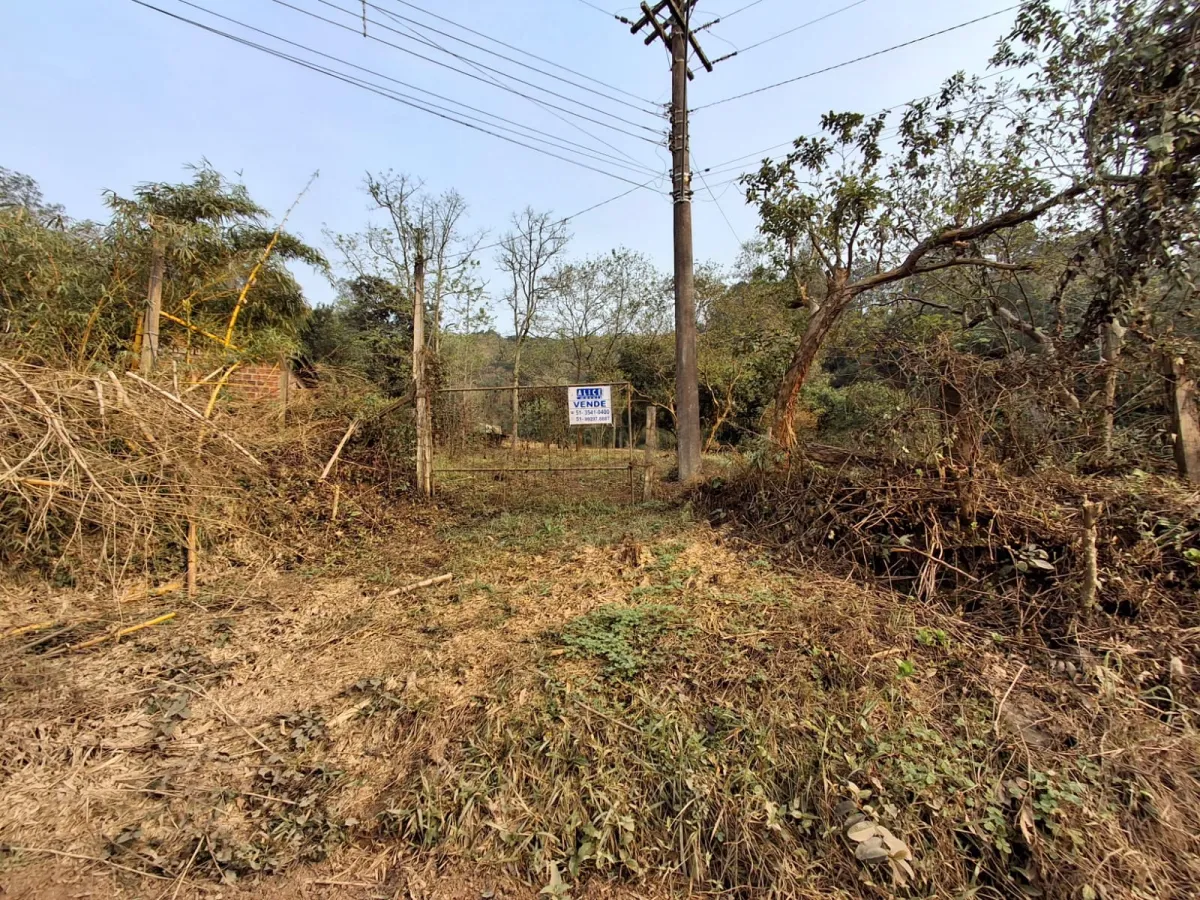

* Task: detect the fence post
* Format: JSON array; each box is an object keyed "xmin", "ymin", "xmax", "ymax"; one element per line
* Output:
[
  {"xmin": 643, "ymin": 403, "xmax": 657, "ymax": 501},
  {"xmin": 413, "ymin": 251, "xmax": 433, "ymax": 497},
  {"xmin": 277, "ymin": 353, "xmax": 291, "ymax": 422}
]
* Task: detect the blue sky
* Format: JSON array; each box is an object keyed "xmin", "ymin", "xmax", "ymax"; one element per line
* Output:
[{"xmin": 1, "ymin": 1, "xmax": 1022, "ymax": 317}]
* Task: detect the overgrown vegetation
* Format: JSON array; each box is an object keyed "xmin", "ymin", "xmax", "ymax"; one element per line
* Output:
[{"xmin": 1, "ymin": 1, "xmax": 1198, "ymax": 897}]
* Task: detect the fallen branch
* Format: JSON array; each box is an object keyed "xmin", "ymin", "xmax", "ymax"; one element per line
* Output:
[
  {"xmin": 993, "ymin": 663, "xmax": 1028, "ymax": 740},
  {"xmin": 379, "ymin": 573, "xmax": 453, "ymax": 598},
  {"xmin": 888, "ymin": 545, "xmax": 981, "ymax": 582},
  {"xmin": 63, "ymin": 612, "xmax": 177, "ymax": 653},
  {"xmin": 320, "ymin": 417, "xmax": 360, "ymax": 481},
  {"xmin": 6, "ymin": 846, "xmax": 173, "ymax": 881},
  {"xmin": 2, "ymin": 621, "xmax": 55, "ymax": 640},
  {"xmin": 169, "ymin": 681, "xmax": 276, "ymax": 757}
]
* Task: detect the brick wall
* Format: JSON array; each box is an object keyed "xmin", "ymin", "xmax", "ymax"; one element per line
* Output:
[{"xmin": 227, "ymin": 362, "xmax": 305, "ymax": 401}]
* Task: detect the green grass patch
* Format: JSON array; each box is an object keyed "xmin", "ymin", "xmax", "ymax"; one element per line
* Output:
[{"xmin": 560, "ymin": 603, "xmax": 683, "ymax": 679}]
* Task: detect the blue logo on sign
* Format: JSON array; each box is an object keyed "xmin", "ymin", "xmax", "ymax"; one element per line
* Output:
[{"xmin": 578, "ymin": 387, "xmax": 602, "ymax": 399}]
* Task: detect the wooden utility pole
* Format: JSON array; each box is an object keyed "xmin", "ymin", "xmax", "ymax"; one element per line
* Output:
[
  {"xmin": 413, "ymin": 247, "xmax": 434, "ymax": 497},
  {"xmin": 628, "ymin": 1, "xmax": 718, "ymax": 482},
  {"xmin": 140, "ymin": 242, "xmax": 165, "ymax": 374}
]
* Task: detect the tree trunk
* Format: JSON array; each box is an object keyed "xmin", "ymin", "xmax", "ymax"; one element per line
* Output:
[
  {"xmin": 1163, "ymin": 354, "xmax": 1200, "ymax": 484},
  {"xmin": 1101, "ymin": 319, "xmax": 1125, "ymax": 456},
  {"xmin": 771, "ymin": 270, "xmax": 851, "ymax": 448},
  {"xmin": 511, "ymin": 347, "xmax": 521, "ymax": 451}
]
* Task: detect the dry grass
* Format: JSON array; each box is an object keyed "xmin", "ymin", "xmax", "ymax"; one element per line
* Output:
[
  {"xmin": 2, "ymin": 386, "xmax": 1199, "ymax": 899},
  {"xmin": 0, "ymin": 357, "xmax": 414, "ymax": 592},
  {"xmin": 4, "ymin": 483, "xmax": 1198, "ymax": 899}
]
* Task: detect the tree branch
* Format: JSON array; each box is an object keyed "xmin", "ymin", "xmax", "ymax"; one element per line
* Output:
[
  {"xmin": 849, "ymin": 182, "xmax": 1090, "ymax": 295},
  {"xmin": 912, "ymin": 257, "xmax": 1033, "ymax": 275}
]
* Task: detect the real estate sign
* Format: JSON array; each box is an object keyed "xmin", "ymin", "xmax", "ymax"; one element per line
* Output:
[{"xmin": 568, "ymin": 384, "xmax": 612, "ymax": 426}]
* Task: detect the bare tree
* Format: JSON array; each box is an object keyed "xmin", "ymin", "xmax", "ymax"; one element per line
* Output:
[
  {"xmin": 329, "ymin": 171, "xmax": 484, "ymax": 357},
  {"xmin": 496, "ymin": 207, "xmax": 570, "ymax": 446},
  {"xmin": 543, "ymin": 248, "xmax": 657, "ymax": 382}
]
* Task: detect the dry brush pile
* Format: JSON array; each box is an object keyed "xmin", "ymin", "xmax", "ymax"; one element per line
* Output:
[{"xmin": 0, "ymin": 358, "xmax": 415, "ymax": 589}]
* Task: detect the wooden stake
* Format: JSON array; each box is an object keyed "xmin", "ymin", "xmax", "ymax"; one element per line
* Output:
[
  {"xmin": 413, "ymin": 248, "xmax": 433, "ymax": 497},
  {"xmin": 331, "ymin": 484, "xmax": 341, "ymax": 520},
  {"xmin": 187, "ymin": 517, "xmax": 198, "ymax": 599},
  {"xmin": 1081, "ymin": 499, "xmax": 1102, "ymax": 612}
]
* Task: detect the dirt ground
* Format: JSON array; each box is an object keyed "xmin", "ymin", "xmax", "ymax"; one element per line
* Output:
[
  {"xmin": 3, "ymin": 487, "xmax": 1198, "ymax": 899},
  {"xmin": 0, "ymin": 495, "xmax": 711, "ymax": 898}
]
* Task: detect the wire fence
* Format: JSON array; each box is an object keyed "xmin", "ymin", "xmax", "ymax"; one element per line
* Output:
[{"xmin": 433, "ymin": 382, "xmax": 642, "ymax": 504}]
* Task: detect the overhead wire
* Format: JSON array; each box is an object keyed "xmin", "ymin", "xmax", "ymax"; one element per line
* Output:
[
  {"xmin": 693, "ymin": 5, "xmax": 1021, "ymax": 111},
  {"xmin": 373, "ymin": 5, "xmax": 662, "ymax": 172},
  {"xmin": 441, "ymin": 175, "xmax": 666, "ymax": 263},
  {"xmin": 263, "ymin": 0, "xmax": 664, "ymax": 139},
  {"xmin": 159, "ymin": 0, "xmax": 662, "ymax": 178},
  {"xmin": 692, "ymin": 152, "xmax": 744, "ymax": 247},
  {"xmin": 353, "ymin": 1, "xmax": 660, "ymax": 115},
  {"xmin": 716, "ymin": 0, "xmax": 772, "ymax": 21},
  {"xmin": 694, "ymin": 90, "xmax": 1021, "ymax": 196},
  {"xmin": 381, "ymin": 0, "xmax": 657, "ymax": 106},
  {"xmin": 696, "ymin": 67, "xmax": 1018, "ymax": 179},
  {"xmin": 571, "ymin": 0, "xmax": 622, "ymax": 19},
  {"xmin": 127, "ymin": 0, "xmax": 666, "ymax": 189},
  {"xmin": 730, "ymin": 0, "xmax": 872, "ymax": 56}
]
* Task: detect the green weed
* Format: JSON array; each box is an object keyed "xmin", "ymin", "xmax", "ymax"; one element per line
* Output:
[{"xmin": 560, "ymin": 603, "xmax": 683, "ymax": 679}]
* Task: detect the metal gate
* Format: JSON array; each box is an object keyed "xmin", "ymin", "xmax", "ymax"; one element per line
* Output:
[{"xmin": 433, "ymin": 382, "xmax": 638, "ymax": 503}]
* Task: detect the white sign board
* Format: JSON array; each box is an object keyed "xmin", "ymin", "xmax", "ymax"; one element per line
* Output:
[{"xmin": 568, "ymin": 384, "xmax": 613, "ymax": 426}]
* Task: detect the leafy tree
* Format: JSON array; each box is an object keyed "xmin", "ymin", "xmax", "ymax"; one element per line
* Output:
[
  {"xmin": 300, "ymin": 275, "xmax": 413, "ymax": 396},
  {"xmin": 543, "ymin": 248, "xmax": 659, "ymax": 382},
  {"xmin": 107, "ymin": 163, "xmax": 327, "ymax": 355},
  {"xmin": 0, "ymin": 166, "xmax": 66, "ymax": 225}
]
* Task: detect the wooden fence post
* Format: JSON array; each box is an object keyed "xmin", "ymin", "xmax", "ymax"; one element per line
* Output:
[
  {"xmin": 1164, "ymin": 354, "xmax": 1200, "ymax": 484},
  {"xmin": 413, "ymin": 250, "xmax": 433, "ymax": 497},
  {"xmin": 643, "ymin": 404, "xmax": 658, "ymax": 501},
  {"xmin": 139, "ymin": 242, "xmax": 165, "ymax": 373}
]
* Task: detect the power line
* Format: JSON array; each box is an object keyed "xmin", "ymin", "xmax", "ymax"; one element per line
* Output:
[
  {"xmin": 353, "ymin": 1, "xmax": 659, "ymax": 115},
  {"xmin": 263, "ymin": 0, "xmax": 664, "ymax": 139},
  {"xmin": 693, "ymin": 5, "xmax": 1020, "ymax": 111},
  {"xmin": 298, "ymin": 0, "xmax": 662, "ymax": 131},
  {"xmin": 443, "ymin": 175, "xmax": 664, "ymax": 263},
  {"xmin": 572, "ymin": 0, "xmax": 621, "ymax": 19},
  {"xmin": 697, "ymin": 68, "xmax": 1017, "ymax": 177},
  {"xmin": 128, "ymin": 0, "xmax": 666, "ymax": 189},
  {"xmin": 734, "ymin": 0, "xmax": 872, "ymax": 56},
  {"xmin": 692, "ymin": 152, "xmax": 744, "ymax": 247},
  {"xmin": 373, "ymin": 6, "xmax": 655, "ymax": 172},
  {"xmin": 695, "ymin": 94, "xmax": 1016, "ymax": 194},
  {"xmin": 719, "ymin": 0, "xmax": 772, "ymax": 20},
  {"xmin": 161, "ymin": 0, "xmax": 662, "ymax": 177},
  {"xmin": 382, "ymin": 0, "xmax": 656, "ymax": 106}
]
